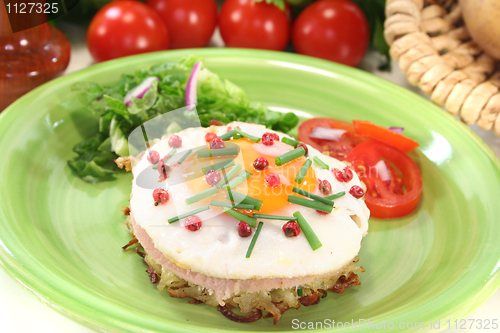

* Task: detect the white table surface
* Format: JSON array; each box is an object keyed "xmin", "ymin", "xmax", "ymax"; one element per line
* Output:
[{"xmin": 1, "ymin": 23, "xmax": 499, "ymax": 333}]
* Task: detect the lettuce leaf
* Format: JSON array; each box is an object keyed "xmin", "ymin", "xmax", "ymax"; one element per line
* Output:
[
  {"xmin": 67, "ymin": 133, "xmax": 118, "ymax": 183},
  {"xmin": 352, "ymin": 0, "xmax": 391, "ymax": 71},
  {"xmin": 109, "ymin": 116, "xmax": 129, "ymax": 156},
  {"xmin": 68, "ymin": 55, "xmax": 299, "ymax": 182}
]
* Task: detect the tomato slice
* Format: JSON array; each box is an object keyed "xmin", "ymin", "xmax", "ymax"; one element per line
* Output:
[
  {"xmin": 353, "ymin": 120, "xmax": 419, "ymax": 152},
  {"xmin": 298, "ymin": 118, "xmax": 367, "ymax": 160},
  {"xmin": 346, "ymin": 140, "xmax": 422, "ymax": 219}
]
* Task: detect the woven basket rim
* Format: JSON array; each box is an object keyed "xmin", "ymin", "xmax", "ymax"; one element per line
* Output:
[{"xmin": 384, "ymin": 0, "xmax": 500, "ymax": 136}]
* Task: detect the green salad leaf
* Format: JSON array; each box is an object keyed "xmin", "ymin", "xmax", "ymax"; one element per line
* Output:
[
  {"xmin": 68, "ymin": 55, "xmax": 299, "ymax": 182},
  {"xmin": 254, "ymin": 0, "xmax": 286, "ymax": 10},
  {"xmin": 67, "ymin": 133, "xmax": 118, "ymax": 183},
  {"xmin": 352, "ymin": 0, "xmax": 391, "ymax": 71}
]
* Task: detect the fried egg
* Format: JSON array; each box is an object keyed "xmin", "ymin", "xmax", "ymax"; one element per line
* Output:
[{"xmin": 129, "ymin": 122, "xmax": 369, "ymax": 302}]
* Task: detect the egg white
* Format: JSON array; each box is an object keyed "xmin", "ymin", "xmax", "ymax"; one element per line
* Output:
[{"xmin": 130, "ymin": 122, "xmax": 369, "ymax": 280}]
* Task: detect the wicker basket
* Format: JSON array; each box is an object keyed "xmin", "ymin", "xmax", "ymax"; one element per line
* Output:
[{"xmin": 384, "ymin": 0, "xmax": 500, "ymax": 136}]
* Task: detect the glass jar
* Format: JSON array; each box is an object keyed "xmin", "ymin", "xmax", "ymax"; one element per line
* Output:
[{"xmin": 0, "ymin": 3, "xmax": 70, "ymax": 111}]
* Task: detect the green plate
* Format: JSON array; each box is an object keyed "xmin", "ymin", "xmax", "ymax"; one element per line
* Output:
[{"xmin": 1, "ymin": 49, "xmax": 499, "ymax": 333}]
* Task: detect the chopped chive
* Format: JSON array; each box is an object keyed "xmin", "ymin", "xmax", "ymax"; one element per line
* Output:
[
  {"xmin": 177, "ymin": 149, "xmax": 192, "ymax": 164},
  {"xmin": 288, "ymin": 195, "xmax": 333, "ymax": 213},
  {"xmin": 210, "ymin": 201, "xmax": 255, "ymax": 210},
  {"xmin": 253, "ymin": 214, "xmax": 297, "ymax": 221},
  {"xmin": 197, "ymin": 147, "xmax": 239, "ymax": 158},
  {"xmin": 226, "ymin": 190, "xmax": 263, "ymax": 211},
  {"xmin": 282, "ymin": 137, "xmax": 300, "ymax": 147},
  {"xmin": 222, "ymin": 208, "xmax": 257, "ymax": 228},
  {"xmin": 246, "ymin": 221, "xmax": 264, "ymax": 258},
  {"xmin": 233, "ymin": 128, "xmax": 261, "ymax": 142},
  {"xmin": 168, "ymin": 205, "xmax": 210, "ymax": 224},
  {"xmin": 292, "ymin": 187, "xmax": 334, "ymax": 206},
  {"xmin": 219, "ymin": 130, "xmax": 236, "ymax": 141},
  {"xmin": 201, "ymin": 158, "xmax": 235, "ymax": 174},
  {"xmin": 215, "ymin": 164, "xmax": 242, "ymax": 187},
  {"xmin": 185, "ymin": 187, "xmax": 219, "ymax": 205},
  {"xmin": 297, "ymin": 288, "xmax": 303, "ymax": 297},
  {"xmin": 276, "ymin": 147, "xmax": 306, "ymax": 166},
  {"xmin": 293, "ymin": 211, "xmax": 322, "ymax": 251},
  {"xmin": 165, "ymin": 149, "xmax": 177, "ymax": 160},
  {"xmin": 313, "ymin": 156, "xmax": 330, "ymax": 170},
  {"xmin": 294, "ymin": 159, "xmax": 312, "ymax": 184},
  {"xmin": 222, "ymin": 170, "xmax": 253, "ymax": 190},
  {"xmin": 325, "ymin": 191, "xmax": 346, "ymax": 201}
]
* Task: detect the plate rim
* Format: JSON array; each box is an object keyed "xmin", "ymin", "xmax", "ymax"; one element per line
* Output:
[{"xmin": 1, "ymin": 48, "xmax": 500, "ymax": 332}]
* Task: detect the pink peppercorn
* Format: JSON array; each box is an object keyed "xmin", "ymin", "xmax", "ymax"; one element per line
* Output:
[
  {"xmin": 157, "ymin": 157, "xmax": 171, "ymax": 179},
  {"xmin": 205, "ymin": 169, "xmax": 221, "ymax": 186},
  {"xmin": 265, "ymin": 173, "xmax": 280, "ymax": 188},
  {"xmin": 147, "ymin": 150, "xmax": 160, "ymax": 164},
  {"xmin": 253, "ymin": 157, "xmax": 269, "ymax": 171},
  {"xmin": 349, "ymin": 185, "xmax": 365, "ymax": 198},
  {"xmin": 168, "ymin": 135, "xmax": 182, "ymax": 148},
  {"xmin": 318, "ymin": 179, "xmax": 332, "ymax": 195},
  {"xmin": 333, "ymin": 166, "xmax": 354, "ymax": 182},
  {"xmin": 238, "ymin": 221, "xmax": 252, "ymax": 237},
  {"xmin": 185, "ymin": 216, "xmax": 202, "ymax": 231},
  {"xmin": 152, "ymin": 189, "xmax": 169, "ymax": 206},
  {"xmin": 295, "ymin": 143, "xmax": 308, "ymax": 154},
  {"xmin": 261, "ymin": 132, "xmax": 276, "ymax": 146},
  {"xmin": 210, "ymin": 137, "xmax": 225, "ymax": 149},
  {"xmin": 282, "ymin": 221, "xmax": 301, "ymax": 237}
]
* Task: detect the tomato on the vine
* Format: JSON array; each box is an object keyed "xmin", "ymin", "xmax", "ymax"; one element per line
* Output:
[
  {"xmin": 87, "ymin": 1, "xmax": 169, "ymax": 63},
  {"xmin": 219, "ymin": 0, "xmax": 291, "ymax": 51},
  {"xmin": 146, "ymin": 0, "xmax": 217, "ymax": 49},
  {"xmin": 292, "ymin": 0, "xmax": 370, "ymax": 66}
]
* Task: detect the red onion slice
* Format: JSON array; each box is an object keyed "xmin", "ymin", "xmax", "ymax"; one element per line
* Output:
[
  {"xmin": 374, "ymin": 160, "xmax": 391, "ymax": 183},
  {"xmin": 276, "ymin": 172, "xmax": 291, "ymax": 186},
  {"xmin": 309, "ymin": 127, "xmax": 346, "ymax": 141},
  {"xmin": 124, "ymin": 77, "xmax": 160, "ymax": 107},
  {"xmin": 252, "ymin": 140, "xmax": 292, "ymax": 156},
  {"xmin": 185, "ymin": 61, "xmax": 202, "ymax": 110},
  {"xmin": 388, "ymin": 127, "xmax": 404, "ymax": 134}
]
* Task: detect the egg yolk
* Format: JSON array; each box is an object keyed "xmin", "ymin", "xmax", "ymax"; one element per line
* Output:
[{"xmin": 185, "ymin": 138, "xmax": 317, "ymax": 215}]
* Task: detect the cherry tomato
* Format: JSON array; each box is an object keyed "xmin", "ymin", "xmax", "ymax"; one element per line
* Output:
[
  {"xmin": 292, "ymin": 0, "xmax": 370, "ymax": 66},
  {"xmin": 347, "ymin": 141, "xmax": 423, "ymax": 219},
  {"xmin": 298, "ymin": 118, "xmax": 367, "ymax": 160},
  {"xmin": 146, "ymin": 0, "xmax": 217, "ymax": 49},
  {"xmin": 87, "ymin": 1, "xmax": 169, "ymax": 63},
  {"xmin": 353, "ymin": 120, "xmax": 420, "ymax": 152},
  {"xmin": 219, "ymin": 0, "xmax": 291, "ymax": 51}
]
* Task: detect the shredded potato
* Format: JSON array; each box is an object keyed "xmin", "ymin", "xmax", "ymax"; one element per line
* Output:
[
  {"xmin": 124, "ymin": 208, "xmax": 365, "ymax": 323},
  {"xmin": 143, "ymin": 253, "xmax": 363, "ymax": 323}
]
